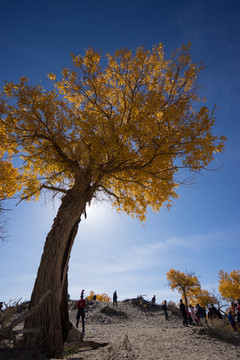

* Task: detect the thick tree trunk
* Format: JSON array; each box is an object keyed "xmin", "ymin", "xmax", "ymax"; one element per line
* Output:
[
  {"xmin": 183, "ymin": 292, "xmax": 188, "ymax": 309},
  {"xmin": 24, "ymin": 185, "xmax": 91, "ymax": 358}
]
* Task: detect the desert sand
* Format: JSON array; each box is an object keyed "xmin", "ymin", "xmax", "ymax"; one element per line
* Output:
[{"xmin": 64, "ymin": 299, "xmax": 240, "ymax": 360}]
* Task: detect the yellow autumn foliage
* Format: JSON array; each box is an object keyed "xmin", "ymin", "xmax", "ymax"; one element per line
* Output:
[
  {"xmin": 190, "ymin": 289, "xmax": 215, "ymax": 308},
  {"xmin": 0, "ymin": 160, "xmax": 22, "ymax": 199},
  {"xmin": 87, "ymin": 290, "xmax": 111, "ymax": 302},
  {"xmin": 218, "ymin": 269, "xmax": 240, "ymax": 301},
  {"xmin": 0, "ymin": 44, "xmax": 226, "ymax": 220},
  {"xmin": 166, "ymin": 268, "xmax": 201, "ymax": 307}
]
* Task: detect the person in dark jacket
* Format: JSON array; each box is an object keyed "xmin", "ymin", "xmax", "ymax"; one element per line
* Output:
[
  {"xmin": 179, "ymin": 299, "xmax": 188, "ymax": 326},
  {"xmin": 228, "ymin": 311, "xmax": 237, "ymax": 331},
  {"xmin": 196, "ymin": 303, "xmax": 206, "ymax": 326},
  {"xmin": 113, "ymin": 290, "xmax": 118, "ymax": 307},
  {"xmin": 162, "ymin": 300, "xmax": 169, "ymax": 320}
]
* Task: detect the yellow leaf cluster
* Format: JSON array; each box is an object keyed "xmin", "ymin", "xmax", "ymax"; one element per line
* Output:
[
  {"xmin": 218, "ymin": 269, "xmax": 240, "ymax": 301},
  {"xmin": 190, "ymin": 289, "xmax": 215, "ymax": 308},
  {"xmin": 0, "ymin": 44, "xmax": 226, "ymax": 219},
  {"xmin": 0, "ymin": 160, "xmax": 22, "ymax": 198},
  {"xmin": 48, "ymin": 73, "xmax": 56, "ymax": 81},
  {"xmin": 87, "ymin": 290, "xmax": 111, "ymax": 302}
]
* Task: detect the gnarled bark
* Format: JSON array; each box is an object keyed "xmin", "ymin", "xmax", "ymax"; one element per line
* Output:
[{"xmin": 24, "ymin": 184, "xmax": 91, "ymax": 358}]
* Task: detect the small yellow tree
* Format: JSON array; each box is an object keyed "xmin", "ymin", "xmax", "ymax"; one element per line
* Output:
[
  {"xmin": 192, "ymin": 289, "xmax": 215, "ymax": 308},
  {"xmin": 166, "ymin": 268, "xmax": 201, "ymax": 308},
  {"xmin": 87, "ymin": 290, "xmax": 111, "ymax": 302},
  {"xmin": 87, "ymin": 291, "xmax": 96, "ymax": 300},
  {"xmin": 218, "ymin": 270, "xmax": 240, "ymax": 301}
]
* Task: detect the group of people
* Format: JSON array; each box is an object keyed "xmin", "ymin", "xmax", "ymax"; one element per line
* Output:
[
  {"xmin": 153, "ymin": 297, "xmax": 207, "ymax": 326},
  {"xmin": 179, "ymin": 299, "xmax": 210, "ymax": 327},
  {"xmin": 74, "ymin": 291, "xmax": 240, "ymax": 335},
  {"xmin": 179, "ymin": 298, "xmax": 240, "ymax": 331}
]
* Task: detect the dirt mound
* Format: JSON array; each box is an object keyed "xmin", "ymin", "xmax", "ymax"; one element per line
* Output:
[
  {"xmin": 100, "ymin": 306, "xmax": 128, "ymax": 318},
  {"xmin": 123, "ymin": 297, "xmax": 162, "ymax": 312},
  {"xmin": 2, "ymin": 299, "xmax": 239, "ymax": 359}
]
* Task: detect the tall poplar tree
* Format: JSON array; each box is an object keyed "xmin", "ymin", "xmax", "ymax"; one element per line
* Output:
[
  {"xmin": 166, "ymin": 268, "xmax": 201, "ymax": 308},
  {"xmin": 0, "ymin": 44, "xmax": 225, "ymax": 357}
]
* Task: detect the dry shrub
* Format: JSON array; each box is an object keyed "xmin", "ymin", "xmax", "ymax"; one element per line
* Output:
[
  {"xmin": 63, "ymin": 344, "xmax": 79, "ymax": 359},
  {"xmin": 203, "ymin": 318, "xmax": 240, "ymax": 345},
  {"xmin": 167, "ymin": 301, "xmax": 181, "ymax": 317},
  {"xmin": 122, "ymin": 334, "xmax": 132, "ymax": 351},
  {"xmin": 0, "ymin": 299, "xmax": 22, "ymax": 328},
  {"xmin": 129, "ymin": 298, "xmax": 150, "ymax": 310}
]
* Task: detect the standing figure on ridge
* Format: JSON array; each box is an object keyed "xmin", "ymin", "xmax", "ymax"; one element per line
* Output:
[
  {"xmin": 76, "ymin": 290, "xmax": 86, "ymax": 335},
  {"xmin": 113, "ymin": 290, "xmax": 118, "ymax": 307},
  {"xmin": 162, "ymin": 300, "xmax": 169, "ymax": 320},
  {"xmin": 179, "ymin": 299, "xmax": 188, "ymax": 327},
  {"xmin": 196, "ymin": 303, "xmax": 206, "ymax": 326},
  {"xmin": 189, "ymin": 304, "xmax": 198, "ymax": 325}
]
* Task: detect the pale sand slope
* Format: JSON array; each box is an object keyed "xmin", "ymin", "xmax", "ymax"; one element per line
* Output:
[{"xmin": 65, "ymin": 300, "xmax": 240, "ymax": 360}]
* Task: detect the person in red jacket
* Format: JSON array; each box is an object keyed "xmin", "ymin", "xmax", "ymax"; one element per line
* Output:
[{"xmin": 76, "ymin": 290, "xmax": 86, "ymax": 334}]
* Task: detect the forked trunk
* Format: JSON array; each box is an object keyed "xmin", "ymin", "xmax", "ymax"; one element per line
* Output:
[{"xmin": 24, "ymin": 186, "xmax": 90, "ymax": 358}]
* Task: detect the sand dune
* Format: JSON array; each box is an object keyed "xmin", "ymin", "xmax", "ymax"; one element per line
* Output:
[{"xmin": 65, "ymin": 299, "xmax": 240, "ymax": 360}]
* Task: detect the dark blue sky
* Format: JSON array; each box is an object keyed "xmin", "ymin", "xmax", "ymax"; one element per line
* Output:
[{"xmin": 0, "ymin": 0, "xmax": 239, "ymax": 302}]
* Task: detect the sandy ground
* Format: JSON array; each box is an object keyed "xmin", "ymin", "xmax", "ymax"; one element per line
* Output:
[{"xmin": 63, "ymin": 299, "xmax": 240, "ymax": 360}]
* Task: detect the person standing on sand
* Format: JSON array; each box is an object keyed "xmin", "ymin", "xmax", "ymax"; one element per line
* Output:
[
  {"xmin": 187, "ymin": 308, "xmax": 193, "ymax": 325},
  {"xmin": 151, "ymin": 295, "xmax": 156, "ymax": 305},
  {"xmin": 196, "ymin": 303, "xmax": 206, "ymax": 326},
  {"xmin": 113, "ymin": 290, "xmax": 118, "ymax": 307},
  {"xmin": 179, "ymin": 299, "xmax": 188, "ymax": 327},
  {"xmin": 162, "ymin": 300, "xmax": 169, "ymax": 320},
  {"xmin": 189, "ymin": 304, "xmax": 198, "ymax": 325},
  {"xmin": 237, "ymin": 299, "xmax": 240, "ymax": 325},
  {"xmin": 0, "ymin": 302, "xmax": 3, "ymax": 326},
  {"xmin": 228, "ymin": 310, "xmax": 237, "ymax": 331},
  {"xmin": 76, "ymin": 290, "xmax": 86, "ymax": 334}
]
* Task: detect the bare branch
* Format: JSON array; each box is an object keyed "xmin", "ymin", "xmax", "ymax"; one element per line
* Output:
[
  {"xmin": 41, "ymin": 184, "xmax": 68, "ymax": 194},
  {"xmin": 8, "ymin": 290, "xmax": 50, "ymax": 330},
  {"xmin": 0, "ymin": 290, "xmax": 50, "ymax": 343},
  {"xmin": 98, "ymin": 185, "xmax": 120, "ymax": 203}
]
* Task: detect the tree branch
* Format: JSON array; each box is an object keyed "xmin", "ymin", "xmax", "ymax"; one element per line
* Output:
[
  {"xmin": 41, "ymin": 184, "xmax": 68, "ymax": 194},
  {"xmin": 98, "ymin": 185, "xmax": 120, "ymax": 203},
  {"xmin": 0, "ymin": 290, "xmax": 50, "ymax": 343}
]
